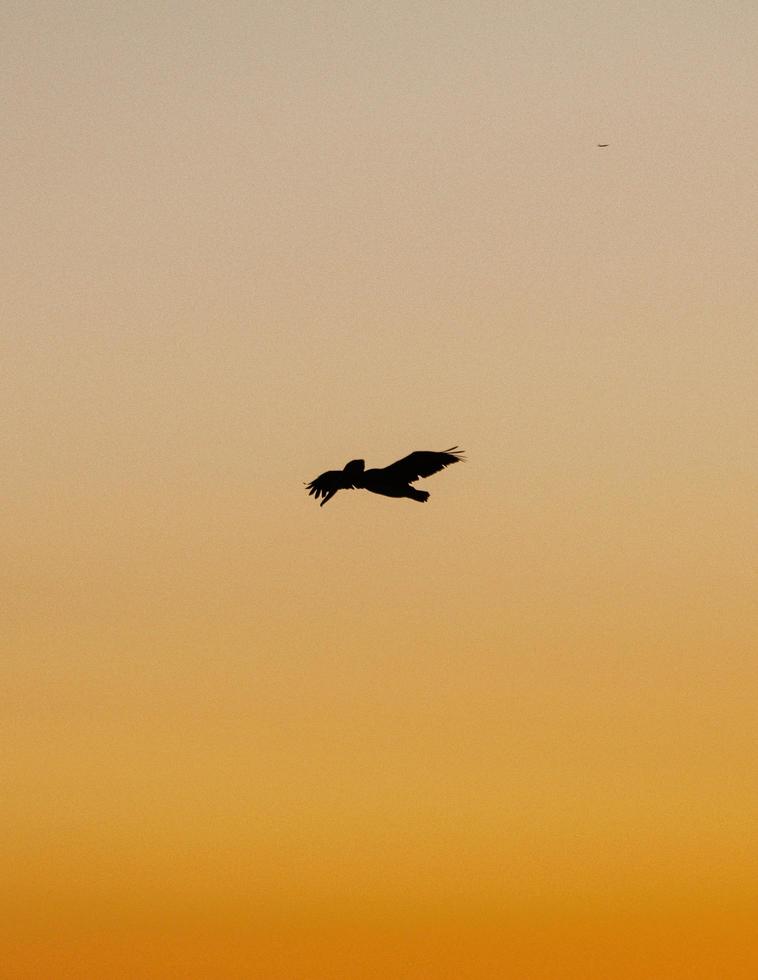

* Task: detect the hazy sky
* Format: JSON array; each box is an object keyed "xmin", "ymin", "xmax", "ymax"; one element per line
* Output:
[{"xmin": 4, "ymin": 2, "xmax": 758, "ymax": 977}]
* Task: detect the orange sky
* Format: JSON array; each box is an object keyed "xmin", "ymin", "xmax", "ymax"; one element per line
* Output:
[{"xmin": 4, "ymin": 2, "xmax": 758, "ymax": 977}]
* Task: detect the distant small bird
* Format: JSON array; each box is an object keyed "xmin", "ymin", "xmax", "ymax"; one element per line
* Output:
[
  {"xmin": 306, "ymin": 447, "xmax": 465, "ymax": 507},
  {"xmin": 597, "ymin": 143, "xmax": 609, "ymax": 147}
]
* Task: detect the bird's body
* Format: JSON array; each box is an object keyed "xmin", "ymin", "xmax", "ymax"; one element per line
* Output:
[{"xmin": 305, "ymin": 448, "xmax": 464, "ymax": 507}]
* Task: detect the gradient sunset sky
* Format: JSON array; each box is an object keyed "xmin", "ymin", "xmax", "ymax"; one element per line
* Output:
[{"xmin": 4, "ymin": 2, "xmax": 758, "ymax": 977}]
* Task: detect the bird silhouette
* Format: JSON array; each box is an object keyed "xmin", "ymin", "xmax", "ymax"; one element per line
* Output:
[
  {"xmin": 597, "ymin": 143, "xmax": 609, "ymax": 147},
  {"xmin": 306, "ymin": 447, "xmax": 465, "ymax": 507}
]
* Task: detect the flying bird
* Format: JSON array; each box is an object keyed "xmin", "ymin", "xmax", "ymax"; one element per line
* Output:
[
  {"xmin": 597, "ymin": 143, "xmax": 609, "ymax": 147},
  {"xmin": 305, "ymin": 447, "xmax": 465, "ymax": 507}
]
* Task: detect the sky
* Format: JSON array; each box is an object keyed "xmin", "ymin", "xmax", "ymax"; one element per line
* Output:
[{"xmin": 3, "ymin": 1, "xmax": 758, "ymax": 977}]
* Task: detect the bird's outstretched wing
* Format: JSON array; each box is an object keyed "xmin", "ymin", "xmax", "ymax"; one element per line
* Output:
[
  {"xmin": 380, "ymin": 447, "xmax": 465, "ymax": 483},
  {"xmin": 305, "ymin": 469, "xmax": 349, "ymax": 507}
]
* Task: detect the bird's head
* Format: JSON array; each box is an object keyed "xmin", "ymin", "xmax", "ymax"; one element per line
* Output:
[{"xmin": 342, "ymin": 459, "xmax": 365, "ymax": 483}]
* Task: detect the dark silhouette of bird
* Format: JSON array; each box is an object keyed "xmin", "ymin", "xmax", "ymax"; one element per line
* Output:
[
  {"xmin": 597, "ymin": 143, "xmax": 609, "ymax": 147},
  {"xmin": 306, "ymin": 447, "xmax": 465, "ymax": 507}
]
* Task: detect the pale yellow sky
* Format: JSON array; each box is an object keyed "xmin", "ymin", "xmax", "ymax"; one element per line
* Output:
[{"xmin": 3, "ymin": 2, "xmax": 758, "ymax": 977}]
